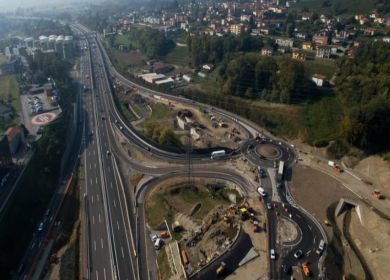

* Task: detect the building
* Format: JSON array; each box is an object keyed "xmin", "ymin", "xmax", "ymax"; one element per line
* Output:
[
  {"xmin": 261, "ymin": 47, "xmax": 273, "ymax": 56},
  {"xmin": 316, "ymin": 46, "xmax": 331, "ymax": 58},
  {"xmin": 312, "ymin": 74, "xmax": 327, "ymax": 87},
  {"xmin": 182, "ymin": 74, "xmax": 192, "ymax": 82},
  {"xmin": 292, "ymin": 50, "xmax": 306, "ymax": 61},
  {"xmin": 302, "ymin": 42, "xmax": 313, "ymax": 50},
  {"xmin": 153, "ymin": 62, "xmax": 174, "ymax": 74},
  {"xmin": 230, "ymin": 24, "xmax": 244, "ymax": 35},
  {"xmin": 313, "ymin": 35, "xmax": 328, "ymax": 46},
  {"xmin": 275, "ymin": 38, "xmax": 294, "ymax": 48},
  {"xmin": 202, "ymin": 64, "xmax": 214, "ymax": 72},
  {"xmin": 138, "ymin": 73, "xmax": 166, "ymax": 84},
  {"xmin": 5, "ymin": 126, "xmax": 25, "ymax": 155},
  {"xmin": 176, "ymin": 110, "xmax": 193, "ymax": 130}
]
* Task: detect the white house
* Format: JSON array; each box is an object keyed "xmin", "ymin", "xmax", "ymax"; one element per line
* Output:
[{"xmin": 312, "ymin": 74, "xmax": 326, "ymax": 87}]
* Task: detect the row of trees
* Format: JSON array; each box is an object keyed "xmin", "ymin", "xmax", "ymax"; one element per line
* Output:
[
  {"xmin": 335, "ymin": 41, "xmax": 390, "ymax": 151},
  {"xmin": 186, "ymin": 34, "xmax": 274, "ymax": 68},
  {"xmin": 113, "ymin": 28, "xmax": 175, "ymax": 58},
  {"xmin": 145, "ymin": 121, "xmax": 181, "ymax": 147},
  {"xmin": 219, "ymin": 54, "xmax": 311, "ymax": 104}
]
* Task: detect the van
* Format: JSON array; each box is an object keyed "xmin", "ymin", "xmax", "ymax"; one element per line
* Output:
[
  {"xmin": 316, "ymin": 240, "xmax": 325, "ymax": 255},
  {"xmin": 257, "ymin": 187, "xmax": 267, "ymax": 197},
  {"xmin": 154, "ymin": 238, "xmax": 163, "ymax": 250}
]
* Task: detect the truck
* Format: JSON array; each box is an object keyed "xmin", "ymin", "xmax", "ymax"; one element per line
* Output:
[
  {"xmin": 277, "ymin": 161, "xmax": 284, "ymax": 182},
  {"xmin": 211, "ymin": 150, "xmax": 226, "ymax": 159},
  {"xmin": 302, "ymin": 262, "xmax": 311, "ymax": 277},
  {"xmin": 328, "ymin": 161, "xmax": 343, "ymax": 173}
]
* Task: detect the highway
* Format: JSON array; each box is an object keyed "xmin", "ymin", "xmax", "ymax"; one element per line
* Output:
[
  {"xmin": 78, "ymin": 23, "xmax": 325, "ymax": 279},
  {"xmin": 80, "ymin": 30, "xmax": 138, "ymax": 280}
]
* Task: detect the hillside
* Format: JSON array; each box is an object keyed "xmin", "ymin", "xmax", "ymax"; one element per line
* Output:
[{"xmin": 291, "ymin": 0, "xmax": 389, "ymax": 15}]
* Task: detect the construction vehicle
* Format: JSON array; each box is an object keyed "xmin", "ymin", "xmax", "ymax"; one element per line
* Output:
[
  {"xmin": 181, "ymin": 250, "xmax": 189, "ymax": 265},
  {"xmin": 372, "ymin": 190, "xmax": 385, "ymax": 199},
  {"xmin": 324, "ymin": 220, "xmax": 331, "ymax": 226},
  {"xmin": 328, "ymin": 161, "xmax": 343, "ymax": 173},
  {"xmin": 160, "ymin": 231, "xmax": 170, "ymax": 238},
  {"xmin": 216, "ymin": 262, "xmax": 226, "ymax": 275},
  {"xmin": 302, "ymin": 262, "xmax": 311, "ymax": 277}
]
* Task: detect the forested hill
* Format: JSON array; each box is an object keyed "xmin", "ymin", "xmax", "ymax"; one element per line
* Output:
[{"xmin": 334, "ymin": 41, "xmax": 390, "ymax": 151}]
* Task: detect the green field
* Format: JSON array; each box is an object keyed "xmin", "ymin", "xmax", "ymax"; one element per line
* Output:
[
  {"xmin": 145, "ymin": 184, "xmax": 235, "ymax": 229},
  {"xmin": 164, "ymin": 45, "xmax": 190, "ymax": 67},
  {"xmin": 115, "ymin": 34, "xmax": 131, "ymax": 46},
  {"xmin": 305, "ymin": 59, "xmax": 337, "ymax": 80},
  {"xmin": 0, "ymin": 75, "xmax": 20, "ymax": 113},
  {"xmin": 146, "ymin": 103, "xmax": 172, "ymax": 124}
]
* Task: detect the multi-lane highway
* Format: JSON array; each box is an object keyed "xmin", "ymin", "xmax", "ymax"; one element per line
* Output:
[{"xmin": 14, "ymin": 22, "xmax": 326, "ymax": 280}]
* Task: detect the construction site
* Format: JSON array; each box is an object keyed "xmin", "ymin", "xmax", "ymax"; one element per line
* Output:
[{"xmin": 144, "ymin": 178, "xmax": 268, "ymax": 279}]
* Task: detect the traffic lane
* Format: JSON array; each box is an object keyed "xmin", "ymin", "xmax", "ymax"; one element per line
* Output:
[
  {"xmin": 190, "ymin": 230, "xmax": 252, "ymax": 280},
  {"xmin": 93, "ymin": 60, "xmax": 137, "ymax": 279},
  {"xmin": 281, "ymin": 207, "xmax": 320, "ymax": 278}
]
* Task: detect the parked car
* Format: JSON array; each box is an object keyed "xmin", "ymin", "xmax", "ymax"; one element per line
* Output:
[
  {"xmin": 294, "ymin": 249, "xmax": 303, "ymax": 259},
  {"xmin": 270, "ymin": 249, "xmax": 276, "ymax": 260}
]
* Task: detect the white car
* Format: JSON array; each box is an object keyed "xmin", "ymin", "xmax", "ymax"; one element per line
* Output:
[
  {"xmin": 270, "ymin": 249, "xmax": 276, "ymax": 260},
  {"xmin": 151, "ymin": 234, "xmax": 159, "ymax": 242}
]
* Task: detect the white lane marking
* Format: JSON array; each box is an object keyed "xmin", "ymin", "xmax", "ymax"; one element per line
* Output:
[
  {"xmin": 101, "ymin": 238, "xmax": 104, "ymax": 249},
  {"xmin": 90, "ymin": 179, "xmax": 93, "ymax": 186},
  {"xmin": 306, "ymin": 250, "xmax": 312, "ymax": 256},
  {"xmin": 313, "ymin": 236, "xmax": 316, "ymax": 245},
  {"xmin": 97, "ymin": 194, "xmax": 99, "ymax": 202},
  {"xmin": 94, "ymin": 240, "xmax": 96, "ymax": 251},
  {"xmin": 96, "ymin": 177, "xmax": 98, "ymax": 184},
  {"xmin": 95, "ymin": 163, "xmax": 97, "ymax": 169},
  {"xmin": 110, "ymin": 182, "xmax": 113, "ymax": 189},
  {"xmin": 99, "ymin": 213, "xmax": 101, "ymax": 223},
  {"xmin": 89, "ymin": 164, "xmax": 91, "ymax": 169},
  {"xmin": 113, "ymin": 199, "xmax": 116, "ymax": 208},
  {"xmin": 91, "ymin": 196, "xmax": 94, "ymax": 204},
  {"xmin": 104, "ymin": 268, "xmax": 107, "ymax": 280},
  {"xmin": 117, "ymin": 220, "xmax": 120, "ymax": 230},
  {"xmin": 121, "ymin": 246, "xmax": 125, "ymax": 258},
  {"xmin": 92, "ymin": 216, "xmax": 95, "ymax": 225},
  {"xmin": 96, "ymin": 270, "xmax": 99, "ymax": 280}
]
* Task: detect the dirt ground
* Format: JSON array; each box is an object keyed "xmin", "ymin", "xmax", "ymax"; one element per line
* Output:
[
  {"xmin": 288, "ymin": 164, "xmax": 357, "ymax": 238},
  {"xmin": 349, "ymin": 204, "xmax": 390, "ymax": 280},
  {"xmin": 353, "ymin": 155, "xmax": 390, "ymax": 198},
  {"xmin": 226, "ymin": 198, "xmax": 268, "ymax": 280}
]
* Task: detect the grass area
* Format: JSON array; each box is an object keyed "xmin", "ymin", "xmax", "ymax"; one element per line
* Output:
[
  {"xmin": 164, "ymin": 46, "xmax": 190, "ymax": 67},
  {"xmin": 145, "ymin": 184, "xmax": 234, "ymax": 229},
  {"xmin": 0, "ymin": 75, "xmax": 21, "ymax": 114},
  {"xmin": 289, "ymin": 0, "xmax": 376, "ymax": 15},
  {"xmin": 115, "ymin": 34, "xmax": 131, "ymax": 46},
  {"xmin": 305, "ymin": 59, "xmax": 338, "ymax": 80},
  {"xmin": 0, "ymin": 54, "xmax": 8, "ymax": 65},
  {"xmin": 192, "ymin": 67, "xmax": 222, "ymax": 94},
  {"xmin": 146, "ymin": 103, "xmax": 172, "ymax": 124},
  {"xmin": 157, "ymin": 249, "xmax": 172, "ymax": 280},
  {"xmin": 119, "ymin": 102, "xmax": 137, "ymax": 123}
]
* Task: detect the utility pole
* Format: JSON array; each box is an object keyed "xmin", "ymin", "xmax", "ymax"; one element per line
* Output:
[{"xmin": 186, "ymin": 126, "xmax": 193, "ymax": 187}]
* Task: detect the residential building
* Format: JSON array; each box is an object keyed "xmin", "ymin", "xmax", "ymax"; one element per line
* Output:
[
  {"xmin": 202, "ymin": 64, "xmax": 214, "ymax": 72},
  {"xmin": 292, "ymin": 49, "xmax": 306, "ymax": 61},
  {"xmin": 302, "ymin": 42, "xmax": 312, "ymax": 50},
  {"xmin": 275, "ymin": 38, "xmax": 294, "ymax": 48},
  {"xmin": 316, "ymin": 46, "xmax": 331, "ymax": 58},
  {"xmin": 230, "ymin": 24, "xmax": 244, "ymax": 35},
  {"xmin": 261, "ymin": 47, "xmax": 273, "ymax": 56},
  {"xmin": 312, "ymin": 74, "xmax": 327, "ymax": 87},
  {"xmin": 138, "ymin": 73, "xmax": 166, "ymax": 84},
  {"xmin": 313, "ymin": 35, "xmax": 328, "ymax": 46}
]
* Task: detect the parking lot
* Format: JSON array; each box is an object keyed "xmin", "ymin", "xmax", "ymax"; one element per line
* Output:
[{"xmin": 20, "ymin": 92, "xmax": 60, "ymax": 136}]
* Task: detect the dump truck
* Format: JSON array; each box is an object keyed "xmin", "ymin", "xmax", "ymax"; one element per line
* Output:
[
  {"xmin": 328, "ymin": 161, "xmax": 343, "ymax": 173},
  {"xmin": 216, "ymin": 262, "xmax": 226, "ymax": 275},
  {"xmin": 302, "ymin": 262, "xmax": 311, "ymax": 277}
]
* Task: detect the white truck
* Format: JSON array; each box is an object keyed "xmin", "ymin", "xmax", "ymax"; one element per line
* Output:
[{"xmin": 210, "ymin": 150, "xmax": 226, "ymax": 159}]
